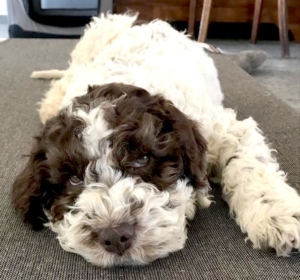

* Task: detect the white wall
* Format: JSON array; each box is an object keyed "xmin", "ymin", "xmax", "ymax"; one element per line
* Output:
[{"xmin": 0, "ymin": 0, "xmax": 7, "ymax": 15}]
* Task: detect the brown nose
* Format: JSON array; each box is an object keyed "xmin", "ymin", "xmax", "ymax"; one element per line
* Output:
[{"xmin": 98, "ymin": 223, "xmax": 135, "ymax": 256}]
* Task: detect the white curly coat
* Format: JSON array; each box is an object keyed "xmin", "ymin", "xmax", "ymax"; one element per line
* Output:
[{"xmin": 35, "ymin": 13, "xmax": 300, "ymax": 263}]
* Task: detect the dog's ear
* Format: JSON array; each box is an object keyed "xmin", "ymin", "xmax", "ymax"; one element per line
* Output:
[
  {"xmin": 162, "ymin": 101, "xmax": 208, "ymax": 189},
  {"xmin": 181, "ymin": 122, "xmax": 208, "ymax": 189},
  {"xmin": 11, "ymin": 137, "xmax": 48, "ymax": 230}
]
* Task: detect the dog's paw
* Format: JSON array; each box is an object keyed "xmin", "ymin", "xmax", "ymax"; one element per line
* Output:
[{"xmin": 243, "ymin": 198, "xmax": 300, "ymax": 256}]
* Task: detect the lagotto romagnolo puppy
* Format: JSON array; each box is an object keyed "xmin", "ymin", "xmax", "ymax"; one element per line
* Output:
[{"xmin": 12, "ymin": 13, "xmax": 300, "ymax": 267}]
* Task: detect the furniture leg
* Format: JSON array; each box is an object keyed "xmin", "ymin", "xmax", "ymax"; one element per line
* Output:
[
  {"xmin": 250, "ymin": 0, "xmax": 263, "ymax": 44},
  {"xmin": 278, "ymin": 0, "xmax": 290, "ymax": 58},
  {"xmin": 197, "ymin": 0, "xmax": 213, "ymax": 42},
  {"xmin": 188, "ymin": 0, "xmax": 197, "ymax": 37}
]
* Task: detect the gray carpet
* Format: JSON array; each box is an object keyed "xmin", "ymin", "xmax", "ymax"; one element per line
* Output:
[{"xmin": 0, "ymin": 39, "xmax": 300, "ymax": 279}]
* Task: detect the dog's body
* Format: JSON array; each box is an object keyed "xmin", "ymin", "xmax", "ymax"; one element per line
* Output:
[{"xmin": 12, "ymin": 13, "xmax": 300, "ymax": 267}]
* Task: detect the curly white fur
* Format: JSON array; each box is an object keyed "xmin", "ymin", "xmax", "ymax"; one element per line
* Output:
[
  {"xmin": 38, "ymin": 12, "xmax": 300, "ymax": 264},
  {"xmin": 47, "ymin": 178, "xmax": 195, "ymax": 267}
]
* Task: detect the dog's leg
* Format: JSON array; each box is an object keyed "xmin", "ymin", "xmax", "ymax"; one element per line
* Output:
[
  {"xmin": 206, "ymin": 107, "xmax": 300, "ymax": 256},
  {"xmin": 38, "ymin": 78, "xmax": 69, "ymax": 124}
]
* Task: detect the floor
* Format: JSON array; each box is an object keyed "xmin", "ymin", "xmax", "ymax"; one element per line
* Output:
[
  {"xmin": 208, "ymin": 39, "xmax": 300, "ymax": 111},
  {"xmin": 0, "ymin": 23, "xmax": 299, "ymax": 111}
]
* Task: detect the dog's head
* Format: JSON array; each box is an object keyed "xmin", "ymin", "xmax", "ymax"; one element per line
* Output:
[{"xmin": 11, "ymin": 83, "xmax": 208, "ymax": 267}]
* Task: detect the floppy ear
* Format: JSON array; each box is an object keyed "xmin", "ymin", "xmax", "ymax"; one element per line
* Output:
[
  {"xmin": 182, "ymin": 122, "xmax": 208, "ymax": 189},
  {"xmin": 146, "ymin": 95, "xmax": 208, "ymax": 189},
  {"xmin": 163, "ymin": 101, "xmax": 208, "ymax": 189},
  {"xmin": 181, "ymin": 122, "xmax": 212, "ymax": 209},
  {"xmin": 11, "ymin": 137, "xmax": 48, "ymax": 230}
]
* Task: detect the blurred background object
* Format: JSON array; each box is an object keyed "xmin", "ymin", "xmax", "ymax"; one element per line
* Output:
[{"xmin": 6, "ymin": 0, "xmax": 113, "ymax": 38}]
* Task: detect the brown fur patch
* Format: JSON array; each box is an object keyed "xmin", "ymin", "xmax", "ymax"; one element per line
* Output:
[{"xmin": 12, "ymin": 83, "xmax": 207, "ymax": 229}]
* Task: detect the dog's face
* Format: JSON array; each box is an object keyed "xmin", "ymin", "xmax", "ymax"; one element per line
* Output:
[{"xmin": 12, "ymin": 83, "xmax": 207, "ymax": 267}]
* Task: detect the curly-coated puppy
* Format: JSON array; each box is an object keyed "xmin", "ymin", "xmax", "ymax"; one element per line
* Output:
[{"xmin": 12, "ymin": 13, "xmax": 300, "ymax": 267}]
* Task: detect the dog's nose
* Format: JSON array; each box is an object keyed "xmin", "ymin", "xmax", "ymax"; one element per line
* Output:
[{"xmin": 98, "ymin": 223, "xmax": 135, "ymax": 256}]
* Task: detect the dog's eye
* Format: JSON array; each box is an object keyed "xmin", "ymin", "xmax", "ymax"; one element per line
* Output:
[
  {"xmin": 132, "ymin": 155, "xmax": 149, "ymax": 168},
  {"xmin": 69, "ymin": 176, "xmax": 83, "ymax": 185}
]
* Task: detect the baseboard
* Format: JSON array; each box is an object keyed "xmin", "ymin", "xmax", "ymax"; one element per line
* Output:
[
  {"xmin": 0, "ymin": 15, "xmax": 7, "ymax": 24},
  {"xmin": 9, "ymin": 24, "xmax": 80, "ymax": 39}
]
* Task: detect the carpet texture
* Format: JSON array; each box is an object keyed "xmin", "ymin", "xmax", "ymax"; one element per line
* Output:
[{"xmin": 0, "ymin": 39, "xmax": 299, "ymax": 280}]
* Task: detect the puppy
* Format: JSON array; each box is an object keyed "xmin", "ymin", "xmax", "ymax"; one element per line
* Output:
[{"xmin": 12, "ymin": 13, "xmax": 300, "ymax": 267}]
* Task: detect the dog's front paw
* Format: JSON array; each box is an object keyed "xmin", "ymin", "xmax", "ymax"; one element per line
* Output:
[{"xmin": 243, "ymin": 196, "xmax": 300, "ymax": 256}]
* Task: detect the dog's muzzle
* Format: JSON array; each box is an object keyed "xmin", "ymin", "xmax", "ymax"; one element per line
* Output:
[{"xmin": 47, "ymin": 178, "xmax": 195, "ymax": 267}]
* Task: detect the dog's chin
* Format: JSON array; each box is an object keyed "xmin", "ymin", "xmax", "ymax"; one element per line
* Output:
[{"xmin": 46, "ymin": 179, "xmax": 196, "ymax": 267}]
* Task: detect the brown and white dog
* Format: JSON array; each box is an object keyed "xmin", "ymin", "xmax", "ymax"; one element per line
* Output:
[{"xmin": 12, "ymin": 13, "xmax": 300, "ymax": 267}]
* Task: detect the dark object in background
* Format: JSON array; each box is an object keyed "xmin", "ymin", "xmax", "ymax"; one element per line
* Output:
[
  {"xmin": 8, "ymin": 0, "xmax": 113, "ymax": 38},
  {"xmin": 172, "ymin": 21, "xmax": 294, "ymax": 41},
  {"xmin": 22, "ymin": 0, "xmax": 100, "ymax": 27}
]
